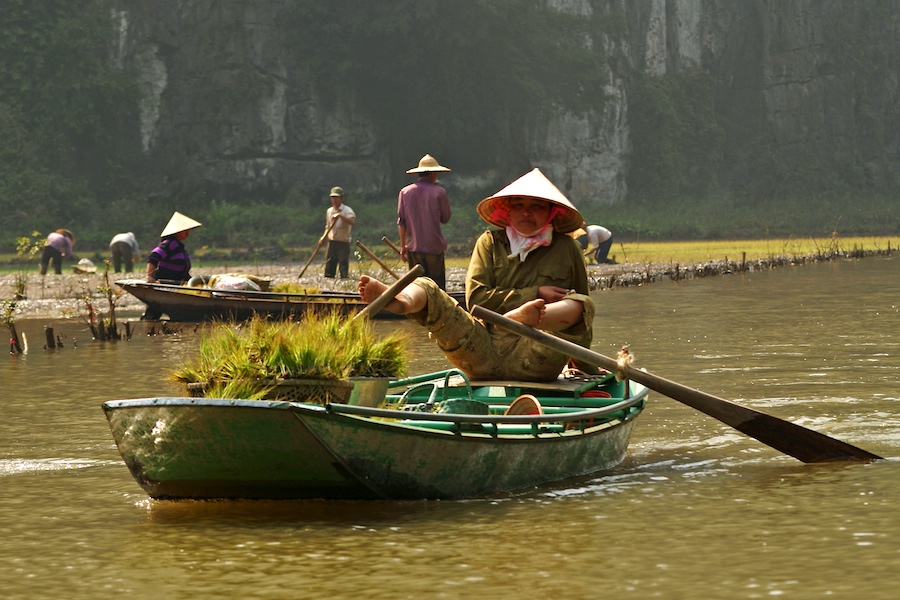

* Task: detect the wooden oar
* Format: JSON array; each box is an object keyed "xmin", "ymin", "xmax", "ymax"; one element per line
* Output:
[
  {"xmin": 298, "ymin": 217, "xmax": 338, "ymax": 278},
  {"xmin": 382, "ymin": 236, "xmax": 403, "ymax": 257},
  {"xmin": 356, "ymin": 240, "xmax": 399, "ymax": 279},
  {"xmin": 354, "ymin": 265, "xmax": 424, "ymax": 321},
  {"xmin": 471, "ymin": 305, "xmax": 882, "ymax": 463}
]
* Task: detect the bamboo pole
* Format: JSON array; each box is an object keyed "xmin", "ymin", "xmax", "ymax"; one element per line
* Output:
[{"xmin": 356, "ymin": 241, "xmax": 399, "ymax": 280}]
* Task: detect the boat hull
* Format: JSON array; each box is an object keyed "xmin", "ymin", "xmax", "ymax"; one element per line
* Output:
[
  {"xmin": 116, "ymin": 280, "xmax": 376, "ymax": 321},
  {"xmin": 300, "ymin": 407, "xmax": 640, "ymax": 499},
  {"xmin": 104, "ymin": 382, "xmax": 647, "ymax": 500},
  {"xmin": 103, "ymin": 399, "xmax": 379, "ymax": 499}
]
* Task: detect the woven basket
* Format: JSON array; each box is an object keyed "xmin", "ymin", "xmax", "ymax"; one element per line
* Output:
[{"xmin": 186, "ymin": 378, "xmax": 354, "ymax": 404}]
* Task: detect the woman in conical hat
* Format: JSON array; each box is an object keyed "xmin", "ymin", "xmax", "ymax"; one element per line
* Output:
[
  {"xmin": 358, "ymin": 168, "xmax": 595, "ymax": 382},
  {"xmin": 146, "ymin": 211, "xmax": 202, "ymax": 285}
]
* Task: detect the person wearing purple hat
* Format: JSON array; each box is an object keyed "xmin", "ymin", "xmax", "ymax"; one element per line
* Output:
[{"xmin": 360, "ymin": 168, "xmax": 595, "ymax": 382}]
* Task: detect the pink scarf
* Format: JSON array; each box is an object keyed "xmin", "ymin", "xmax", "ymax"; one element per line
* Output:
[{"xmin": 505, "ymin": 206, "xmax": 565, "ymax": 262}]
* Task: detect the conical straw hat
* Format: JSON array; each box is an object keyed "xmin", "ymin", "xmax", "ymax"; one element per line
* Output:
[
  {"xmin": 406, "ymin": 154, "xmax": 452, "ymax": 174},
  {"xmin": 160, "ymin": 211, "xmax": 202, "ymax": 237},
  {"xmin": 476, "ymin": 168, "xmax": 583, "ymax": 233}
]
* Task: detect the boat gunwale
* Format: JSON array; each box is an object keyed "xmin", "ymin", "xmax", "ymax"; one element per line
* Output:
[
  {"xmin": 102, "ymin": 386, "xmax": 648, "ymax": 426},
  {"xmin": 114, "ymin": 279, "xmax": 368, "ymax": 302},
  {"xmin": 115, "ymin": 279, "xmax": 466, "ymax": 303}
]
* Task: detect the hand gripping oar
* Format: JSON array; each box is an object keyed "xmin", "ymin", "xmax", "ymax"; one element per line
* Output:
[
  {"xmin": 298, "ymin": 217, "xmax": 338, "ymax": 279},
  {"xmin": 471, "ymin": 305, "xmax": 882, "ymax": 463},
  {"xmin": 354, "ymin": 264, "xmax": 424, "ymax": 321}
]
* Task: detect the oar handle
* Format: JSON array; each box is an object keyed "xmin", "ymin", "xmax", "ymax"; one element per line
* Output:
[
  {"xmin": 472, "ymin": 305, "xmax": 619, "ymax": 371},
  {"xmin": 471, "ymin": 305, "xmax": 882, "ymax": 463},
  {"xmin": 382, "ymin": 236, "xmax": 403, "ymax": 257},
  {"xmin": 354, "ymin": 265, "xmax": 424, "ymax": 321}
]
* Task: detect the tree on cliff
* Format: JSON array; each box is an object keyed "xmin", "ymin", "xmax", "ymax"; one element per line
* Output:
[{"xmin": 0, "ymin": 0, "xmax": 139, "ymax": 243}]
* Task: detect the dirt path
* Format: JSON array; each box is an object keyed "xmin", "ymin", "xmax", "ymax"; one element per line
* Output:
[{"xmin": 2, "ymin": 246, "xmax": 891, "ymax": 321}]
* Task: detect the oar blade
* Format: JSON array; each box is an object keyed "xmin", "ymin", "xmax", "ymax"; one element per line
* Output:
[
  {"xmin": 471, "ymin": 305, "xmax": 882, "ymax": 463},
  {"xmin": 733, "ymin": 412, "xmax": 882, "ymax": 463},
  {"xmin": 633, "ymin": 366, "xmax": 882, "ymax": 463}
]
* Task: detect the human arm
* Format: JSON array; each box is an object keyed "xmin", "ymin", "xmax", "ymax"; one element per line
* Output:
[
  {"xmin": 440, "ymin": 189, "xmax": 451, "ymax": 224},
  {"xmin": 338, "ymin": 206, "xmax": 356, "ymax": 226},
  {"xmin": 146, "ymin": 242, "xmax": 163, "ymax": 281},
  {"xmin": 466, "ymin": 231, "xmax": 540, "ymax": 312},
  {"xmin": 467, "ymin": 231, "xmax": 589, "ymax": 312},
  {"xmin": 397, "ymin": 192, "xmax": 409, "ymax": 261},
  {"xmin": 398, "ymin": 225, "xmax": 408, "ymax": 261},
  {"xmin": 320, "ymin": 211, "xmax": 339, "ymax": 242}
]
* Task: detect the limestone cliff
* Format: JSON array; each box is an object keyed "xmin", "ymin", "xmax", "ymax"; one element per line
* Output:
[{"xmin": 112, "ymin": 0, "xmax": 899, "ymax": 210}]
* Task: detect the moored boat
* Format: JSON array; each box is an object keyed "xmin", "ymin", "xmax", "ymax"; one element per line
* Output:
[
  {"xmin": 115, "ymin": 279, "xmax": 466, "ymax": 321},
  {"xmin": 103, "ymin": 369, "xmax": 649, "ymax": 500}
]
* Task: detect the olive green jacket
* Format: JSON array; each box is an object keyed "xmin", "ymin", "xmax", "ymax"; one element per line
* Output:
[{"xmin": 465, "ymin": 229, "xmax": 592, "ymax": 341}]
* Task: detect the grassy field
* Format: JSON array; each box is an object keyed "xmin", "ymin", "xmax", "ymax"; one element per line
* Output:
[
  {"xmin": 597, "ymin": 235, "xmax": 897, "ymax": 265},
  {"xmin": 444, "ymin": 235, "xmax": 897, "ymax": 269},
  {"xmin": 2, "ymin": 236, "xmax": 896, "ymax": 274}
]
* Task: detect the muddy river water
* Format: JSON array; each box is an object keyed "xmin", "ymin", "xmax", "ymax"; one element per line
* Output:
[{"xmin": 1, "ymin": 257, "xmax": 898, "ymax": 599}]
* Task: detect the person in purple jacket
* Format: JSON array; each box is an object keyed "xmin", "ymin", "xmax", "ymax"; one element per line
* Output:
[
  {"xmin": 397, "ymin": 154, "xmax": 452, "ymax": 289},
  {"xmin": 146, "ymin": 211, "xmax": 201, "ymax": 284},
  {"xmin": 39, "ymin": 229, "xmax": 75, "ymax": 275}
]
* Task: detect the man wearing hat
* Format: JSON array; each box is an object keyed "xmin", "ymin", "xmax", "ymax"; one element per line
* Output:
[
  {"xmin": 146, "ymin": 211, "xmax": 202, "ymax": 284},
  {"xmin": 361, "ymin": 168, "xmax": 595, "ymax": 382},
  {"xmin": 397, "ymin": 154, "xmax": 452, "ymax": 289},
  {"xmin": 323, "ymin": 186, "xmax": 356, "ymax": 279}
]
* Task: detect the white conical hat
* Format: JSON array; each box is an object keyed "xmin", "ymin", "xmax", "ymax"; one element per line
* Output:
[
  {"xmin": 160, "ymin": 211, "xmax": 202, "ymax": 237},
  {"xmin": 477, "ymin": 168, "xmax": 583, "ymax": 233},
  {"xmin": 406, "ymin": 154, "xmax": 452, "ymax": 173}
]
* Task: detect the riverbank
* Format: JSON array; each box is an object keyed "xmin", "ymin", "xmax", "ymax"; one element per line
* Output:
[
  {"xmin": 1, "ymin": 244, "xmax": 894, "ymax": 322},
  {"xmin": 586, "ymin": 244, "xmax": 894, "ymax": 290}
]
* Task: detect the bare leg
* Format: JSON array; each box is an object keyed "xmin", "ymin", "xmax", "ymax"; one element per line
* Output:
[
  {"xmin": 505, "ymin": 298, "xmax": 583, "ymax": 332},
  {"xmin": 358, "ymin": 275, "xmax": 427, "ymax": 315}
]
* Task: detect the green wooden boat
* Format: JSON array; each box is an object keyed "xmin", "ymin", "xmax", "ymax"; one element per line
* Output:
[{"xmin": 102, "ymin": 369, "xmax": 649, "ymax": 500}]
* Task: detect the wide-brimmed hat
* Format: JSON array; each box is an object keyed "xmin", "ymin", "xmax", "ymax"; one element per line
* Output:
[
  {"xmin": 476, "ymin": 168, "xmax": 583, "ymax": 234},
  {"xmin": 329, "ymin": 186, "xmax": 344, "ymax": 197},
  {"xmin": 406, "ymin": 154, "xmax": 451, "ymax": 174},
  {"xmin": 160, "ymin": 211, "xmax": 202, "ymax": 237}
]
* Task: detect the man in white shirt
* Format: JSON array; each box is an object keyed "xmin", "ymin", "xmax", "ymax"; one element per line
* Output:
[
  {"xmin": 323, "ymin": 186, "xmax": 357, "ymax": 278},
  {"xmin": 579, "ymin": 222, "xmax": 614, "ymax": 263},
  {"xmin": 109, "ymin": 231, "xmax": 141, "ymax": 273}
]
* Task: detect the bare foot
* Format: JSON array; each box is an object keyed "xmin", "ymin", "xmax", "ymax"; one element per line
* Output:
[
  {"xmin": 505, "ymin": 298, "xmax": 546, "ymax": 327},
  {"xmin": 358, "ymin": 275, "xmax": 387, "ymax": 304},
  {"xmin": 358, "ymin": 275, "xmax": 423, "ymax": 314}
]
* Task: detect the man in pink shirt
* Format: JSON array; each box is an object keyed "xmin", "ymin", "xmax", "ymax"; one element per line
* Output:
[{"xmin": 397, "ymin": 154, "xmax": 452, "ymax": 289}]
